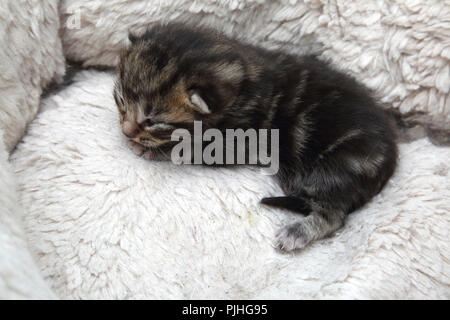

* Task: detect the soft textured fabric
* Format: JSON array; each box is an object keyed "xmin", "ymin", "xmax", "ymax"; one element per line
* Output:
[
  {"xmin": 0, "ymin": 130, "xmax": 55, "ymax": 299},
  {"xmin": 0, "ymin": 0, "xmax": 65, "ymax": 153},
  {"xmin": 11, "ymin": 70, "xmax": 450, "ymax": 299},
  {"xmin": 0, "ymin": 0, "xmax": 64, "ymax": 300},
  {"xmin": 59, "ymin": 0, "xmax": 450, "ymax": 131}
]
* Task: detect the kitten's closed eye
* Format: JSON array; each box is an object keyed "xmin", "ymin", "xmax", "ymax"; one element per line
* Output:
[
  {"xmin": 142, "ymin": 121, "xmax": 175, "ymax": 132},
  {"xmin": 143, "ymin": 122, "xmax": 176, "ymax": 142}
]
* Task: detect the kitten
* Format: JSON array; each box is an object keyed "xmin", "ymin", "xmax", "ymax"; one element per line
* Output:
[{"xmin": 114, "ymin": 23, "xmax": 397, "ymax": 251}]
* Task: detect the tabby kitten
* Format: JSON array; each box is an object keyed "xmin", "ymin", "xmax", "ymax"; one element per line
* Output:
[{"xmin": 114, "ymin": 23, "xmax": 397, "ymax": 251}]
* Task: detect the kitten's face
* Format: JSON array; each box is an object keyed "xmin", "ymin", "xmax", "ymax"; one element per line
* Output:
[
  {"xmin": 114, "ymin": 26, "xmax": 244, "ymax": 149},
  {"xmin": 114, "ymin": 42, "xmax": 203, "ymax": 148}
]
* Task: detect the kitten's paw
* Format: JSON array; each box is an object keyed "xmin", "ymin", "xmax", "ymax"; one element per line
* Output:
[
  {"xmin": 143, "ymin": 149, "xmax": 155, "ymax": 160},
  {"xmin": 128, "ymin": 140, "xmax": 145, "ymax": 156},
  {"xmin": 143, "ymin": 149, "xmax": 169, "ymax": 161},
  {"xmin": 276, "ymin": 222, "xmax": 311, "ymax": 252}
]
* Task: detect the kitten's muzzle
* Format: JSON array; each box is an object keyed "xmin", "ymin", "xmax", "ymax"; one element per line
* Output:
[{"xmin": 122, "ymin": 120, "xmax": 140, "ymax": 138}]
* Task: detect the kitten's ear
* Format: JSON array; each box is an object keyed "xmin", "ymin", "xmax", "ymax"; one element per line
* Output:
[
  {"xmin": 189, "ymin": 91, "xmax": 211, "ymax": 114},
  {"xmin": 128, "ymin": 32, "xmax": 138, "ymax": 44},
  {"xmin": 188, "ymin": 62, "xmax": 244, "ymax": 113},
  {"xmin": 123, "ymin": 32, "xmax": 139, "ymax": 48}
]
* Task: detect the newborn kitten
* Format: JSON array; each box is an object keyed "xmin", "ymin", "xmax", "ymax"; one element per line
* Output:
[{"xmin": 114, "ymin": 23, "xmax": 397, "ymax": 251}]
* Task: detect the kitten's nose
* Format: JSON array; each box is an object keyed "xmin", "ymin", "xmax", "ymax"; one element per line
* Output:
[{"xmin": 122, "ymin": 121, "xmax": 140, "ymax": 138}]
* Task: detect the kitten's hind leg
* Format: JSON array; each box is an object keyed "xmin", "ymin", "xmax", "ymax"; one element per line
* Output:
[
  {"xmin": 261, "ymin": 193, "xmax": 344, "ymax": 251},
  {"xmin": 276, "ymin": 209, "xmax": 345, "ymax": 251}
]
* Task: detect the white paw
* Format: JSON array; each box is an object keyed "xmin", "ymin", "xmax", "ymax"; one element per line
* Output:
[
  {"xmin": 142, "ymin": 149, "xmax": 169, "ymax": 161},
  {"xmin": 128, "ymin": 140, "xmax": 145, "ymax": 156},
  {"xmin": 276, "ymin": 223, "xmax": 310, "ymax": 251},
  {"xmin": 143, "ymin": 149, "xmax": 154, "ymax": 160}
]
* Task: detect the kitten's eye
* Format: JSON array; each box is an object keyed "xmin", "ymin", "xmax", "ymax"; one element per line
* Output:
[{"xmin": 141, "ymin": 120, "xmax": 175, "ymax": 132}]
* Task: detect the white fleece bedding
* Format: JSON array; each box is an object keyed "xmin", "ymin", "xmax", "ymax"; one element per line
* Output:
[
  {"xmin": 0, "ymin": 131, "xmax": 55, "ymax": 299},
  {"xmin": 0, "ymin": 0, "xmax": 65, "ymax": 299},
  {"xmin": 0, "ymin": 0, "xmax": 65, "ymax": 153},
  {"xmin": 10, "ymin": 70, "xmax": 450, "ymax": 299}
]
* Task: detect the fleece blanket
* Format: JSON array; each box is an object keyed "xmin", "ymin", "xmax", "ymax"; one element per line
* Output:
[
  {"xmin": 10, "ymin": 70, "xmax": 450, "ymax": 299},
  {"xmin": 0, "ymin": 134, "xmax": 55, "ymax": 299},
  {"xmin": 0, "ymin": 0, "xmax": 65, "ymax": 153},
  {"xmin": 0, "ymin": 0, "xmax": 64, "ymax": 299}
]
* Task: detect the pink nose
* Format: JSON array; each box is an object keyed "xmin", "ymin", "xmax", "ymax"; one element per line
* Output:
[{"xmin": 122, "ymin": 120, "xmax": 140, "ymax": 138}]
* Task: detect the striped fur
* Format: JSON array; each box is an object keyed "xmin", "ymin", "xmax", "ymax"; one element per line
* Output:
[{"xmin": 115, "ymin": 23, "xmax": 398, "ymax": 251}]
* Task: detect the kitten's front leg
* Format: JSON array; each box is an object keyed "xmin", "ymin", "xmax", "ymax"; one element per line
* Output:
[
  {"xmin": 127, "ymin": 140, "xmax": 169, "ymax": 161},
  {"xmin": 127, "ymin": 140, "xmax": 146, "ymax": 156},
  {"xmin": 262, "ymin": 171, "xmax": 346, "ymax": 251},
  {"xmin": 142, "ymin": 148, "xmax": 171, "ymax": 161}
]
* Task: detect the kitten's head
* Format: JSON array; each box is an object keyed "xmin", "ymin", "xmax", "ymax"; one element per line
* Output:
[{"xmin": 114, "ymin": 23, "xmax": 245, "ymax": 149}]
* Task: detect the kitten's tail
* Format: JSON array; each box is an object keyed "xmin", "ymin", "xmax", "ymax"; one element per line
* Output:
[{"xmin": 261, "ymin": 196, "xmax": 311, "ymax": 216}]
